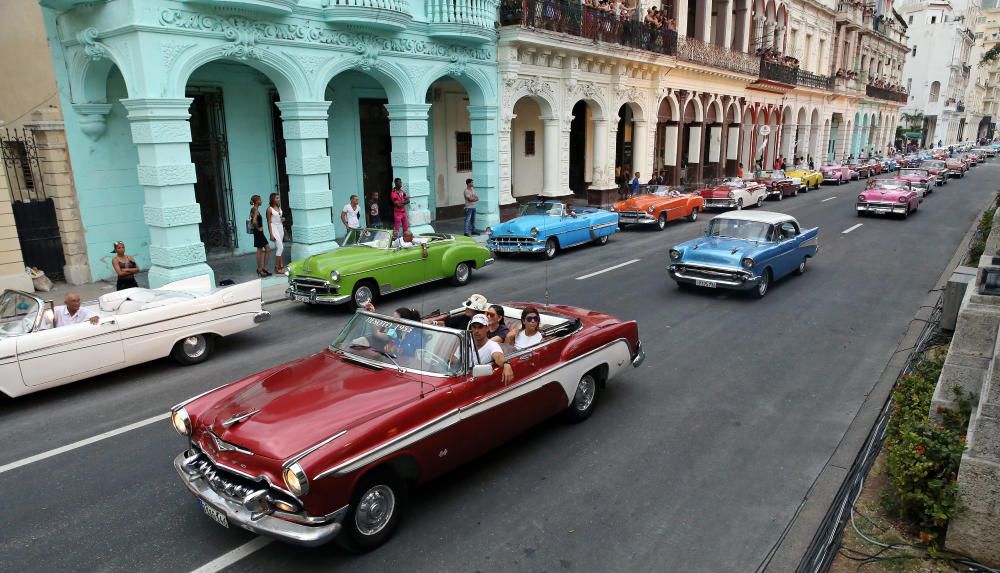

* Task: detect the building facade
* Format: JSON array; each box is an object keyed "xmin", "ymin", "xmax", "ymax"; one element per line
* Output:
[
  {"xmin": 39, "ymin": 0, "xmax": 500, "ymax": 287},
  {"xmin": 973, "ymin": 0, "xmax": 1000, "ymax": 140}
]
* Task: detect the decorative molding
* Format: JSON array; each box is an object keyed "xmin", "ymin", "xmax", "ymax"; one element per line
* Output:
[
  {"xmin": 76, "ymin": 28, "xmax": 107, "ymax": 61},
  {"xmin": 290, "ymin": 223, "xmax": 336, "ymax": 244},
  {"xmin": 149, "ymin": 242, "xmax": 208, "ymax": 267},
  {"xmin": 220, "ymin": 17, "xmax": 265, "ymax": 60},
  {"xmin": 72, "ymin": 103, "xmax": 113, "ymax": 140},
  {"xmin": 351, "ymin": 34, "xmax": 380, "ymax": 71},
  {"xmin": 286, "ymin": 52, "xmax": 328, "ymax": 77},
  {"xmin": 136, "ymin": 163, "xmax": 197, "ymax": 187},
  {"xmin": 162, "ymin": 41, "xmax": 196, "ymax": 70},
  {"xmin": 143, "ymin": 204, "xmax": 203, "ymax": 227},
  {"xmin": 448, "ymin": 51, "xmax": 469, "ymax": 77}
]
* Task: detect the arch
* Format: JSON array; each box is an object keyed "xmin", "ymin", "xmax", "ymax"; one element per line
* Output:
[
  {"xmin": 809, "ymin": 107, "xmax": 820, "ymax": 127},
  {"xmin": 68, "ymin": 41, "xmax": 135, "ymax": 103},
  {"xmin": 725, "ymin": 98, "xmax": 743, "ymax": 123},
  {"xmin": 796, "ymin": 106, "xmax": 808, "ymax": 126},
  {"xmin": 706, "ymin": 97, "xmax": 724, "ymax": 124},
  {"xmin": 418, "ymin": 64, "xmax": 497, "ymax": 108},
  {"xmin": 681, "ymin": 95, "xmax": 704, "ymax": 124},
  {"xmin": 929, "ymin": 81, "xmax": 941, "ymax": 103},
  {"xmin": 618, "ymin": 98, "xmax": 648, "ymax": 122},
  {"xmin": 657, "ymin": 93, "xmax": 680, "ymax": 122},
  {"xmin": 170, "ymin": 45, "xmax": 307, "ymax": 101},
  {"xmin": 314, "ymin": 57, "xmax": 412, "ymax": 103},
  {"xmin": 765, "ymin": 0, "xmax": 776, "ymax": 20}
]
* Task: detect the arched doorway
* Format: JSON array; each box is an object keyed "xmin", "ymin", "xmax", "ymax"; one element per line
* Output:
[
  {"xmin": 778, "ymin": 106, "xmax": 794, "ymax": 167},
  {"xmin": 703, "ymin": 98, "xmax": 724, "ymax": 179},
  {"xmin": 426, "ymin": 77, "xmax": 474, "ymax": 222},
  {"xmin": 794, "ymin": 107, "xmax": 808, "ymax": 166},
  {"xmin": 723, "ymin": 100, "xmax": 742, "ymax": 176},
  {"xmin": 679, "ymin": 97, "xmax": 704, "ymax": 184},
  {"xmin": 808, "ymin": 108, "xmax": 821, "ymax": 165},
  {"xmin": 615, "ymin": 103, "xmax": 638, "ymax": 184},
  {"xmin": 510, "ymin": 96, "xmax": 554, "ymax": 198},
  {"xmin": 655, "ymin": 95, "xmax": 680, "ymax": 184}
]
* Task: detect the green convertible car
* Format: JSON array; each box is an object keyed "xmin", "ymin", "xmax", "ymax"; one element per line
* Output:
[{"xmin": 285, "ymin": 228, "xmax": 494, "ymax": 308}]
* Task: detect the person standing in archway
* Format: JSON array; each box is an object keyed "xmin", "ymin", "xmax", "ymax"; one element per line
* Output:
[{"xmin": 391, "ymin": 178, "xmax": 409, "ymax": 234}]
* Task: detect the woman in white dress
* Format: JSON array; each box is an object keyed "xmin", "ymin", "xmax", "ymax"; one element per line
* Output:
[
  {"xmin": 266, "ymin": 193, "xmax": 286, "ymax": 275},
  {"xmin": 506, "ymin": 306, "xmax": 543, "ymax": 350}
]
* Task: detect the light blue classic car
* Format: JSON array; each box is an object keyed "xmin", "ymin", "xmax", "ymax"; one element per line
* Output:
[
  {"xmin": 667, "ymin": 211, "xmax": 819, "ymax": 298},
  {"xmin": 486, "ymin": 201, "xmax": 619, "ymax": 259}
]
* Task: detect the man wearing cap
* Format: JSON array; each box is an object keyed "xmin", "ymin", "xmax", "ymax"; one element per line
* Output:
[
  {"xmin": 427, "ymin": 293, "xmax": 488, "ymax": 330},
  {"xmin": 469, "ymin": 314, "xmax": 514, "ymax": 384}
]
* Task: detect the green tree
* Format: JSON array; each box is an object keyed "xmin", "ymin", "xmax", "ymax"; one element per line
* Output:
[{"xmin": 983, "ymin": 43, "xmax": 1000, "ymax": 65}]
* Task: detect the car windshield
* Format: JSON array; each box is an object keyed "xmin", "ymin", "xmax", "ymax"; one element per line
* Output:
[
  {"xmin": 707, "ymin": 218, "xmax": 772, "ymax": 241},
  {"xmin": 755, "ymin": 170, "xmax": 784, "ymax": 179},
  {"xmin": 330, "ymin": 312, "xmax": 464, "ymax": 376},
  {"xmin": 923, "ymin": 161, "xmax": 945, "ymax": 168},
  {"xmin": 521, "ymin": 202, "xmax": 564, "ymax": 217},
  {"xmin": 871, "ymin": 180, "xmax": 907, "ymax": 189},
  {"xmin": 900, "ymin": 169, "xmax": 929, "ymax": 177},
  {"xmin": 0, "ymin": 290, "xmax": 41, "ymax": 336},
  {"xmin": 341, "ymin": 228, "xmax": 394, "ymax": 249},
  {"xmin": 635, "ymin": 185, "xmax": 676, "ymax": 197},
  {"xmin": 710, "ymin": 177, "xmax": 744, "ymax": 188}
]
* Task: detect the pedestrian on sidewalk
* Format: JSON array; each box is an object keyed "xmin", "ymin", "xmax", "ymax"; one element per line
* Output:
[
  {"xmin": 266, "ymin": 193, "xmax": 286, "ymax": 275},
  {"xmin": 369, "ymin": 192, "xmax": 382, "ymax": 228},
  {"xmin": 630, "ymin": 172, "xmax": 640, "ymax": 197},
  {"xmin": 112, "ymin": 241, "xmax": 140, "ymax": 290},
  {"xmin": 737, "ymin": 163, "xmax": 744, "ymax": 178},
  {"xmin": 341, "ymin": 194, "xmax": 361, "ymax": 234},
  {"xmin": 391, "ymin": 178, "xmax": 410, "ymax": 234},
  {"xmin": 250, "ymin": 195, "xmax": 270, "ymax": 277},
  {"xmin": 463, "ymin": 178, "xmax": 479, "ymax": 236}
]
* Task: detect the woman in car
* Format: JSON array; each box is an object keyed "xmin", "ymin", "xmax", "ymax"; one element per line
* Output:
[
  {"xmin": 506, "ymin": 306, "xmax": 543, "ymax": 351},
  {"xmin": 485, "ymin": 304, "xmax": 509, "ymax": 343}
]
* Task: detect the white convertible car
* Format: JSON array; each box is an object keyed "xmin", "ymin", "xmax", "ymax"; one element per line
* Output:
[{"xmin": 0, "ymin": 276, "xmax": 269, "ymax": 398}]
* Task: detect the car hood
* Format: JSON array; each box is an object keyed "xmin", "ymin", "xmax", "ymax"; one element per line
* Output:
[
  {"xmin": 700, "ymin": 186, "xmax": 738, "ymax": 198},
  {"xmin": 292, "ymin": 246, "xmax": 386, "ymax": 276},
  {"xmin": 819, "ymin": 165, "xmax": 842, "ymax": 173},
  {"xmin": 860, "ymin": 189, "xmax": 910, "ymax": 201},
  {"xmin": 675, "ymin": 236, "xmax": 760, "ymax": 267},
  {"xmin": 204, "ymin": 351, "xmax": 427, "ymax": 460},
  {"xmin": 897, "ymin": 176, "xmax": 929, "ymax": 183},
  {"xmin": 615, "ymin": 195, "xmax": 669, "ymax": 211},
  {"xmin": 492, "ymin": 215, "xmax": 560, "ymax": 236}
]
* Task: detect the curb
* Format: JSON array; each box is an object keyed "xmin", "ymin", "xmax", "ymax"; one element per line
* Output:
[{"xmin": 760, "ymin": 187, "xmax": 998, "ymax": 572}]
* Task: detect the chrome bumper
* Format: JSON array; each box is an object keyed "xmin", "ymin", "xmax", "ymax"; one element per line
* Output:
[
  {"xmin": 703, "ymin": 200, "xmax": 737, "ymax": 209},
  {"xmin": 856, "ymin": 203, "xmax": 907, "ymax": 215},
  {"xmin": 618, "ymin": 214, "xmax": 658, "ymax": 224},
  {"xmin": 631, "ymin": 341, "xmax": 645, "ymax": 367},
  {"xmin": 174, "ymin": 452, "xmax": 347, "ymax": 547},
  {"xmin": 483, "ymin": 258, "xmax": 495, "ymax": 266},
  {"xmin": 285, "ymin": 287, "xmax": 351, "ymax": 305},
  {"xmin": 487, "ymin": 241, "xmax": 546, "ymax": 253},
  {"xmin": 668, "ymin": 265, "xmax": 761, "ymax": 290}
]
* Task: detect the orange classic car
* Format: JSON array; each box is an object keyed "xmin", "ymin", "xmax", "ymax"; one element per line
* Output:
[{"xmin": 611, "ymin": 185, "xmax": 705, "ymax": 230}]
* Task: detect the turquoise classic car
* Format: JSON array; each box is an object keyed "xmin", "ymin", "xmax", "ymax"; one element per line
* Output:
[
  {"xmin": 486, "ymin": 201, "xmax": 618, "ymax": 259},
  {"xmin": 286, "ymin": 228, "xmax": 494, "ymax": 309}
]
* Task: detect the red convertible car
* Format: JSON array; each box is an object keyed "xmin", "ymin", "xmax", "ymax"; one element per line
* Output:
[
  {"xmin": 753, "ymin": 169, "xmax": 800, "ymax": 200},
  {"xmin": 171, "ymin": 305, "xmax": 643, "ymax": 551},
  {"xmin": 845, "ymin": 161, "xmax": 873, "ymax": 179}
]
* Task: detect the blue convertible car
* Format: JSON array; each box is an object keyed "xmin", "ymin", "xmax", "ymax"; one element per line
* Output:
[
  {"xmin": 667, "ymin": 211, "xmax": 819, "ymax": 298},
  {"xmin": 486, "ymin": 200, "xmax": 618, "ymax": 259}
]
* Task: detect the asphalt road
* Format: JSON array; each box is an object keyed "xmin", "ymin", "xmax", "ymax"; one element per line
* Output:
[{"xmin": 2, "ymin": 163, "xmax": 997, "ymax": 573}]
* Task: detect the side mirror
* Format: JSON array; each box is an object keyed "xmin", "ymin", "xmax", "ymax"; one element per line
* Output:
[{"xmin": 471, "ymin": 364, "xmax": 493, "ymax": 379}]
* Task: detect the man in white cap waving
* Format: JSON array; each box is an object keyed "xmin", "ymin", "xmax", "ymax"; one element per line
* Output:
[
  {"xmin": 469, "ymin": 313, "xmax": 514, "ymax": 384},
  {"xmin": 428, "ymin": 293, "xmax": 489, "ymax": 330}
]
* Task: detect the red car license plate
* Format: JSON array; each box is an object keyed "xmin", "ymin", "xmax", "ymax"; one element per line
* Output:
[{"xmin": 200, "ymin": 500, "xmax": 229, "ymax": 529}]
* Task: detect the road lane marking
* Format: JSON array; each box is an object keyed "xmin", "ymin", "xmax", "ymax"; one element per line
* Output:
[
  {"xmin": 822, "ymin": 196, "xmax": 838, "ymax": 202},
  {"xmin": 189, "ymin": 537, "xmax": 274, "ymax": 573},
  {"xmin": 576, "ymin": 259, "xmax": 641, "ymax": 280},
  {"xmin": 0, "ymin": 412, "xmax": 169, "ymax": 476},
  {"xmin": 842, "ymin": 223, "xmax": 863, "ymax": 234}
]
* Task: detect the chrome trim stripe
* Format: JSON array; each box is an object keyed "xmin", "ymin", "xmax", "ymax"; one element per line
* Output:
[
  {"xmin": 172, "ymin": 383, "xmax": 229, "ymax": 411},
  {"xmin": 284, "ymin": 430, "xmax": 347, "ymax": 468}
]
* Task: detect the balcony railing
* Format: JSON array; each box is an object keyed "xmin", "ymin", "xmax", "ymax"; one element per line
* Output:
[
  {"xmin": 322, "ymin": 0, "xmax": 412, "ymax": 31},
  {"xmin": 865, "ymin": 85, "xmax": 908, "ymax": 103},
  {"xmin": 499, "ymin": 0, "xmax": 678, "ymax": 56},
  {"xmin": 427, "ymin": 0, "xmax": 497, "ymax": 43},
  {"xmin": 759, "ymin": 61, "xmax": 798, "ymax": 85},
  {"xmin": 677, "ymin": 36, "xmax": 759, "ymax": 76},
  {"xmin": 798, "ymin": 69, "xmax": 836, "ymax": 90}
]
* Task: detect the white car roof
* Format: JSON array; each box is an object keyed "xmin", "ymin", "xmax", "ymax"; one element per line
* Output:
[{"xmin": 711, "ymin": 210, "xmax": 797, "ymax": 225}]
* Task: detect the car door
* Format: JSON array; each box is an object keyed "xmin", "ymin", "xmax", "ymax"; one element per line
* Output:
[
  {"xmin": 773, "ymin": 221, "xmax": 804, "ymax": 278},
  {"xmin": 376, "ymin": 244, "xmax": 426, "ymax": 292},
  {"xmin": 17, "ymin": 318, "xmax": 124, "ymax": 387}
]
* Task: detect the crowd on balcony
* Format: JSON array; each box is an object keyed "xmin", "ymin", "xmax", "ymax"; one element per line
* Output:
[
  {"xmin": 837, "ymin": 0, "xmax": 876, "ymax": 18},
  {"xmin": 757, "ymin": 47, "xmax": 799, "ymax": 69},
  {"xmin": 868, "ymin": 76, "xmax": 907, "ymax": 94},
  {"xmin": 582, "ymin": 0, "xmax": 634, "ymax": 21},
  {"xmin": 835, "ymin": 68, "xmax": 858, "ymax": 80},
  {"xmin": 642, "ymin": 5, "xmax": 675, "ymax": 30}
]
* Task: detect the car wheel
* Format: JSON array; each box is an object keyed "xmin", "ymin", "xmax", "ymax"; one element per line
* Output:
[
  {"xmin": 902, "ymin": 206, "xmax": 910, "ymax": 219},
  {"xmin": 792, "ymin": 187, "xmax": 799, "ymax": 197},
  {"xmin": 775, "ymin": 190, "xmax": 783, "ymax": 201},
  {"xmin": 337, "ymin": 470, "xmax": 407, "ymax": 553},
  {"xmin": 657, "ymin": 212, "xmax": 667, "ymax": 230},
  {"xmin": 618, "ymin": 223, "xmax": 628, "ymax": 231},
  {"xmin": 594, "ymin": 234, "xmax": 609, "ymax": 246},
  {"xmin": 688, "ymin": 207, "xmax": 699, "ymax": 222},
  {"xmin": 751, "ymin": 269, "xmax": 770, "ymax": 299},
  {"xmin": 544, "ymin": 237, "xmax": 558, "ymax": 260},
  {"xmin": 794, "ymin": 257, "xmax": 807, "ymax": 276},
  {"xmin": 450, "ymin": 262, "xmax": 471, "ymax": 286},
  {"xmin": 736, "ymin": 199, "xmax": 744, "ymax": 210},
  {"xmin": 350, "ymin": 281, "xmax": 377, "ymax": 311},
  {"xmin": 564, "ymin": 371, "xmax": 600, "ymax": 423},
  {"xmin": 171, "ymin": 334, "xmax": 215, "ymax": 365}
]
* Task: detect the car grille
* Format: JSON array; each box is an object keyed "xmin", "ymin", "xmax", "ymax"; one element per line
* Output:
[
  {"xmin": 490, "ymin": 236, "xmax": 536, "ymax": 246},
  {"xmin": 675, "ymin": 264, "xmax": 743, "ymax": 281},
  {"xmin": 703, "ymin": 198, "xmax": 733, "ymax": 206},
  {"xmin": 288, "ymin": 277, "xmax": 337, "ymax": 296},
  {"xmin": 617, "ymin": 210, "xmax": 643, "ymax": 217},
  {"xmin": 188, "ymin": 448, "xmax": 265, "ymax": 501}
]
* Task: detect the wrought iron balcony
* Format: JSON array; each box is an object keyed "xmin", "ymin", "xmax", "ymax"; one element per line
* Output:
[
  {"xmin": 427, "ymin": 0, "xmax": 498, "ymax": 44},
  {"xmin": 499, "ymin": 0, "xmax": 678, "ymax": 57},
  {"xmin": 677, "ymin": 36, "xmax": 759, "ymax": 76},
  {"xmin": 865, "ymin": 85, "xmax": 908, "ymax": 103},
  {"xmin": 322, "ymin": 0, "xmax": 412, "ymax": 31},
  {"xmin": 758, "ymin": 61, "xmax": 797, "ymax": 85},
  {"xmin": 797, "ymin": 69, "xmax": 835, "ymax": 91}
]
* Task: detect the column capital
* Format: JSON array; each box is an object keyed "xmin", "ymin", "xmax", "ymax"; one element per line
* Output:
[
  {"xmin": 120, "ymin": 98, "xmax": 192, "ymax": 121},
  {"xmin": 71, "ymin": 103, "xmax": 113, "ymax": 140},
  {"xmin": 275, "ymin": 100, "xmax": 331, "ymax": 120},
  {"xmin": 467, "ymin": 105, "xmax": 498, "ymax": 120},
  {"xmin": 385, "ymin": 103, "xmax": 432, "ymax": 120}
]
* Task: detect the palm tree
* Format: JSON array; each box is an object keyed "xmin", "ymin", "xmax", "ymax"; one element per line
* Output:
[{"xmin": 900, "ymin": 111, "xmax": 925, "ymax": 130}]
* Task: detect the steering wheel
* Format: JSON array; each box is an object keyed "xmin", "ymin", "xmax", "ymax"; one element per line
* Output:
[{"xmin": 414, "ymin": 348, "xmax": 450, "ymax": 372}]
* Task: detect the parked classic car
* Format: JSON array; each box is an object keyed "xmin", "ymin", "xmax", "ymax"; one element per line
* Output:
[
  {"xmin": 287, "ymin": 229, "xmax": 493, "ymax": 309},
  {"xmin": 845, "ymin": 161, "xmax": 872, "ymax": 179},
  {"xmin": 857, "ymin": 178, "xmax": 921, "ymax": 218},
  {"xmin": 0, "ymin": 276, "xmax": 269, "ymax": 398},
  {"xmin": 171, "ymin": 303, "xmax": 643, "ymax": 550},
  {"xmin": 785, "ymin": 167, "xmax": 824, "ymax": 190},
  {"xmin": 667, "ymin": 211, "xmax": 819, "ymax": 299},
  {"xmin": 865, "ymin": 159, "xmax": 883, "ymax": 175},
  {"xmin": 920, "ymin": 160, "xmax": 950, "ymax": 185},
  {"xmin": 754, "ymin": 169, "xmax": 801, "ymax": 200},
  {"xmin": 611, "ymin": 185, "xmax": 704, "ymax": 230},
  {"xmin": 698, "ymin": 177, "xmax": 768, "ymax": 209},
  {"xmin": 896, "ymin": 168, "xmax": 933, "ymax": 197},
  {"xmin": 881, "ymin": 157, "xmax": 898, "ymax": 172},
  {"xmin": 486, "ymin": 201, "xmax": 617, "ymax": 259},
  {"xmin": 819, "ymin": 164, "xmax": 852, "ymax": 184},
  {"xmin": 945, "ymin": 157, "xmax": 966, "ymax": 177},
  {"xmin": 900, "ymin": 155, "xmax": 922, "ymax": 168}
]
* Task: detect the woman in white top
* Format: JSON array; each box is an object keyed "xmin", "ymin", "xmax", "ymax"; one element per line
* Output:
[
  {"xmin": 506, "ymin": 306, "xmax": 543, "ymax": 350},
  {"xmin": 266, "ymin": 193, "xmax": 286, "ymax": 275}
]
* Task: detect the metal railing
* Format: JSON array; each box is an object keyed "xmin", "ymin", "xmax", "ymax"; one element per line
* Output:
[
  {"xmin": 759, "ymin": 61, "xmax": 798, "ymax": 85},
  {"xmin": 677, "ymin": 36, "xmax": 759, "ymax": 76},
  {"xmin": 865, "ymin": 85, "xmax": 908, "ymax": 103},
  {"xmin": 798, "ymin": 69, "xmax": 836, "ymax": 90},
  {"xmin": 499, "ymin": 0, "xmax": 678, "ymax": 56},
  {"xmin": 329, "ymin": 0, "xmax": 409, "ymax": 11},
  {"xmin": 427, "ymin": 0, "xmax": 494, "ymax": 27}
]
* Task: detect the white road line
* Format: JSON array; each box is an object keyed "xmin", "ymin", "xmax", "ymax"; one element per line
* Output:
[
  {"xmin": 841, "ymin": 223, "xmax": 863, "ymax": 235},
  {"xmin": 576, "ymin": 259, "xmax": 641, "ymax": 280},
  {"xmin": 189, "ymin": 537, "xmax": 274, "ymax": 573},
  {"xmin": 0, "ymin": 412, "xmax": 169, "ymax": 476},
  {"xmin": 821, "ymin": 196, "xmax": 838, "ymax": 202}
]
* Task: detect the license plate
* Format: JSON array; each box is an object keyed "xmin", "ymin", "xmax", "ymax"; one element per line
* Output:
[
  {"xmin": 695, "ymin": 279, "xmax": 717, "ymax": 288},
  {"xmin": 200, "ymin": 500, "xmax": 229, "ymax": 528},
  {"xmin": 294, "ymin": 294, "xmax": 310, "ymax": 303},
  {"xmin": 874, "ymin": 209, "xmax": 888, "ymax": 215}
]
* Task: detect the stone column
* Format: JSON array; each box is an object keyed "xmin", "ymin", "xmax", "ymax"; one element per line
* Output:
[
  {"xmin": 121, "ymin": 98, "xmax": 212, "ymax": 287},
  {"xmin": 386, "ymin": 103, "xmax": 434, "ymax": 234},
  {"xmin": 468, "ymin": 105, "xmax": 500, "ymax": 228},
  {"xmin": 774, "ymin": 23, "xmax": 785, "ymax": 52},
  {"xmin": 0, "ymin": 158, "xmax": 32, "ymax": 291},
  {"xmin": 718, "ymin": 0, "xmax": 734, "ymax": 49},
  {"xmin": 675, "ymin": 0, "xmax": 688, "ymax": 37},
  {"xmin": 591, "ymin": 118, "xmax": 611, "ymax": 188},
  {"xmin": 540, "ymin": 116, "xmax": 562, "ymax": 196},
  {"xmin": 753, "ymin": 15, "xmax": 765, "ymax": 51},
  {"xmin": 632, "ymin": 120, "xmax": 651, "ymax": 181},
  {"xmin": 275, "ymin": 101, "xmax": 338, "ymax": 259},
  {"xmin": 25, "ymin": 110, "xmax": 90, "ymax": 285},
  {"xmin": 696, "ymin": 0, "xmax": 712, "ymax": 43}
]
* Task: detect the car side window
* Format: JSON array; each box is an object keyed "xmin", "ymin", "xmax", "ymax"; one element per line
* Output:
[{"xmin": 780, "ymin": 222, "xmax": 798, "ymax": 239}]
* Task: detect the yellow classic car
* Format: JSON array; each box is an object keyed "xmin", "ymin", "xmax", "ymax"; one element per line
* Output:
[{"xmin": 785, "ymin": 168, "xmax": 823, "ymax": 190}]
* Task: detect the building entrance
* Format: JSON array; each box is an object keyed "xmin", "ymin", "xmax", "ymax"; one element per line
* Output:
[
  {"xmin": 358, "ymin": 99, "xmax": 393, "ymax": 227},
  {"xmin": 187, "ymin": 88, "xmax": 236, "ymax": 251}
]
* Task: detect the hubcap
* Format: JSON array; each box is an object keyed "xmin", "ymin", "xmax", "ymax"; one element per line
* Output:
[
  {"xmin": 574, "ymin": 375, "xmax": 596, "ymax": 412},
  {"xmin": 799, "ymin": 260, "xmax": 806, "ymax": 273},
  {"xmin": 355, "ymin": 485, "xmax": 395, "ymax": 536},
  {"xmin": 691, "ymin": 210, "xmax": 698, "ymax": 221},
  {"xmin": 355, "ymin": 286, "xmax": 373, "ymax": 306},
  {"xmin": 658, "ymin": 215, "xmax": 666, "ymax": 229},
  {"xmin": 183, "ymin": 336, "xmax": 207, "ymax": 359},
  {"xmin": 759, "ymin": 275, "xmax": 769, "ymax": 296},
  {"xmin": 456, "ymin": 264, "xmax": 470, "ymax": 283},
  {"xmin": 546, "ymin": 241, "xmax": 556, "ymax": 257}
]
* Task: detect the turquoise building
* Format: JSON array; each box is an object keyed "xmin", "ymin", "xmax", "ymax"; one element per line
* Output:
[{"xmin": 39, "ymin": 0, "xmax": 499, "ymax": 286}]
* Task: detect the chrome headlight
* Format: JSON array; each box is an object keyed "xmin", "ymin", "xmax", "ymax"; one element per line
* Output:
[
  {"xmin": 647, "ymin": 206, "xmax": 655, "ymax": 213},
  {"xmin": 171, "ymin": 408, "xmax": 191, "ymax": 437},
  {"xmin": 741, "ymin": 257, "xmax": 754, "ymax": 269},
  {"xmin": 858, "ymin": 194, "xmax": 866, "ymax": 202},
  {"xmin": 330, "ymin": 270, "xmax": 340, "ymax": 282},
  {"xmin": 898, "ymin": 196, "xmax": 907, "ymax": 203},
  {"xmin": 283, "ymin": 463, "xmax": 309, "ymax": 497},
  {"xmin": 530, "ymin": 227, "xmax": 539, "ymax": 238},
  {"xmin": 486, "ymin": 226, "xmax": 493, "ymax": 236},
  {"xmin": 609, "ymin": 206, "xmax": 616, "ymax": 212},
  {"xmin": 728, "ymin": 191, "xmax": 735, "ymax": 199},
  {"xmin": 669, "ymin": 249, "xmax": 681, "ymax": 261}
]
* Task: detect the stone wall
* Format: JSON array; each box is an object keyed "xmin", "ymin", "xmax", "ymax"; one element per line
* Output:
[{"xmin": 0, "ymin": 153, "xmax": 33, "ymax": 291}]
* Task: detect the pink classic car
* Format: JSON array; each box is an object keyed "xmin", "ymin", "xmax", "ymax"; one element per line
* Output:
[
  {"xmin": 819, "ymin": 164, "xmax": 852, "ymax": 185},
  {"xmin": 895, "ymin": 168, "xmax": 933, "ymax": 197},
  {"xmin": 857, "ymin": 179, "xmax": 921, "ymax": 219}
]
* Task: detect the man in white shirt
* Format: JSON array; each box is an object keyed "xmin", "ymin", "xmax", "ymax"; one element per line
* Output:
[
  {"xmin": 393, "ymin": 230, "xmax": 428, "ymax": 257},
  {"xmin": 341, "ymin": 194, "xmax": 361, "ymax": 233},
  {"xmin": 469, "ymin": 314, "xmax": 513, "ymax": 384},
  {"xmin": 47, "ymin": 293, "xmax": 99, "ymax": 328}
]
